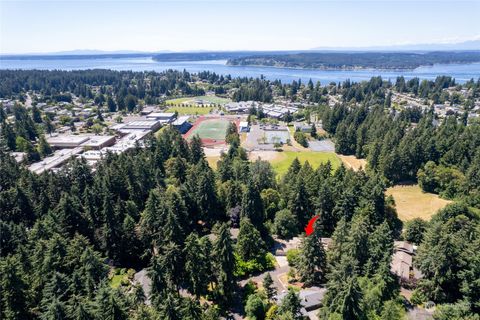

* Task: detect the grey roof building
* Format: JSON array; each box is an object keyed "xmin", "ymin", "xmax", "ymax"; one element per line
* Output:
[{"xmin": 275, "ymin": 288, "xmax": 327, "ymax": 319}]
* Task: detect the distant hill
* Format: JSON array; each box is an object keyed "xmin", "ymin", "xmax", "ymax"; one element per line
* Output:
[
  {"xmin": 150, "ymin": 51, "xmax": 303, "ymax": 62},
  {"xmin": 227, "ymin": 51, "xmax": 480, "ymax": 70},
  {"xmin": 311, "ymin": 40, "xmax": 480, "ymax": 52}
]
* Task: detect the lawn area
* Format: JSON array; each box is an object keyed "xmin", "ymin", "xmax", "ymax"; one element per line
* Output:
[
  {"xmin": 110, "ymin": 273, "xmax": 126, "ymax": 289},
  {"xmin": 386, "ymin": 184, "xmax": 452, "ymax": 221},
  {"xmin": 188, "ymin": 119, "xmax": 230, "ymax": 140},
  {"xmin": 270, "ymin": 151, "xmax": 341, "ymax": 176},
  {"xmin": 166, "ymin": 106, "xmax": 212, "ymax": 115},
  {"xmin": 165, "ymin": 95, "xmax": 231, "ymax": 106}
]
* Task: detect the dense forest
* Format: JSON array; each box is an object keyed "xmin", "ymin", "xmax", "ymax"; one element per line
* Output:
[
  {"xmin": 227, "ymin": 51, "xmax": 480, "ymax": 70},
  {"xmin": 0, "ymin": 125, "xmax": 405, "ymax": 319},
  {"xmin": 1, "ymin": 70, "xmax": 480, "ymax": 319},
  {"xmin": 2, "ymin": 128, "xmax": 479, "ymax": 319},
  {"xmin": 0, "ymin": 69, "xmax": 284, "ymax": 104},
  {"xmin": 317, "ymin": 76, "xmax": 480, "ymax": 208}
]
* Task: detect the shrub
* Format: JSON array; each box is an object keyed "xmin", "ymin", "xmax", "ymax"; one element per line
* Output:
[
  {"xmin": 244, "ymin": 280, "xmax": 257, "ymax": 301},
  {"xmin": 245, "ymin": 293, "xmax": 266, "ymax": 320},
  {"xmin": 410, "ymin": 288, "xmax": 427, "ymax": 306},
  {"xmin": 265, "ymin": 305, "xmax": 278, "ymax": 320},
  {"xmin": 294, "ymin": 131, "xmax": 309, "ymax": 147},
  {"xmin": 235, "ymin": 252, "xmax": 276, "ymax": 278},
  {"xmin": 286, "ymin": 249, "xmax": 300, "ymax": 268}
]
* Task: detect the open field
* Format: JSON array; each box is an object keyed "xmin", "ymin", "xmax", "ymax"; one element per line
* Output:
[
  {"xmin": 165, "ymin": 106, "xmax": 212, "ymax": 115},
  {"xmin": 165, "ymin": 95, "xmax": 231, "ymax": 106},
  {"xmin": 249, "ymin": 150, "xmax": 283, "ymax": 162},
  {"xmin": 188, "ymin": 118, "xmax": 230, "ymax": 141},
  {"xmin": 386, "ymin": 184, "xmax": 452, "ymax": 221},
  {"xmin": 338, "ymin": 155, "xmax": 367, "ymax": 171},
  {"xmin": 270, "ymin": 151, "xmax": 341, "ymax": 176}
]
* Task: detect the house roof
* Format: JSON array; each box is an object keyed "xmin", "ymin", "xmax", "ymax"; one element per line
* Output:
[
  {"xmin": 275, "ymin": 288, "xmax": 326, "ymax": 314},
  {"xmin": 391, "ymin": 251, "xmax": 412, "ymax": 279},
  {"xmin": 394, "ymin": 241, "xmax": 414, "ymax": 254},
  {"xmin": 134, "ymin": 269, "xmax": 152, "ymax": 305}
]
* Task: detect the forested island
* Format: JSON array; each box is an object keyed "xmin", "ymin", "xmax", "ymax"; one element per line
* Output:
[{"xmin": 227, "ymin": 51, "xmax": 480, "ymax": 70}]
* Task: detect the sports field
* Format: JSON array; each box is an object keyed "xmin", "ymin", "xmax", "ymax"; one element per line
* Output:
[
  {"xmin": 165, "ymin": 95, "xmax": 231, "ymax": 106},
  {"xmin": 165, "ymin": 106, "xmax": 212, "ymax": 115},
  {"xmin": 187, "ymin": 118, "xmax": 230, "ymax": 141},
  {"xmin": 270, "ymin": 151, "xmax": 341, "ymax": 176},
  {"xmin": 386, "ymin": 184, "xmax": 452, "ymax": 221}
]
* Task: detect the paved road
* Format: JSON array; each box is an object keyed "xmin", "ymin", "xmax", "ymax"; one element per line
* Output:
[
  {"xmin": 239, "ymin": 264, "xmax": 290, "ymax": 293},
  {"xmin": 232, "ymin": 255, "xmax": 292, "ymax": 320}
]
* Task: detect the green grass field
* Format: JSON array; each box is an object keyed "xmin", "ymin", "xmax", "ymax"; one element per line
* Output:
[
  {"xmin": 166, "ymin": 106, "xmax": 212, "ymax": 115},
  {"xmin": 188, "ymin": 119, "xmax": 230, "ymax": 140},
  {"xmin": 165, "ymin": 95, "xmax": 231, "ymax": 106},
  {"xmin": 271, "ymin": 151, "xmax": 341, "ymax": 176}
]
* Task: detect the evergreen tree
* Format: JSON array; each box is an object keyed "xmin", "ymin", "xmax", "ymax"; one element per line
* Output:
[
  {"xmin": 180, "ymin": 297, "xmax": 203, "ymax": 320},
  {"xmin": 320, "ymin": 256, "xmax": 363, "ymax": 320},
  {"xmin": 278, "ymin": 288, "xmax": 302, "ymax": 320},
  {"xmin": 158, "ymin": 292, "xmax": 182, "ymax": 320},
  {"xmin": 212, "ymin": 223, "xmax": 236, "ymax": 306},
  {"xmin": 245, "ymin": 293, "xmax": 265, "ymax": 320},
  {"xmin": 189, "ymin": 134, "xmax": 205, "ymax": 163},
  {"xmin": 40, "ymin": 298, "xmax": 67, "ymax": 320},
  {"xmin": 183, "ymin": 233, "xmax": 211, "ymax": 298},
  {"xmin": 93, "ymin": 283, "xmax": 127, "ymax": 320},
  {"xmin": 236, "ymin": 218, "xmax": 266, "ymax": 261},
  {"xmin": 107, "ymin": 96, "xmax": 117, "ymax": 112},
  {"xmin": 297, "ymin": 222, "xmax": 327, "ymax": 287},
  {"xmin": 241, "ymin": 183, "xmax": 264, "ymax": 229},
  {"xmin": 31, "ymin": 105, "xmax": 42, "ymax": 123},
  {"xmin": 288, "ymin": 177, "xmax": 312, "ymax": 229},
  {"xmin": 0, "ymin": 255, "xmax": 29, "ymax": 320},
  {"xmin": 263, "ymin": 273, "xmax": 276, "ymax": 301},
  {"xmin": 38, "ymin": 136, "xmax": 52, "ymax": 158}
]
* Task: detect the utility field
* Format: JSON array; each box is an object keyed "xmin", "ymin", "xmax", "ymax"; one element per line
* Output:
[
  {"xmin": 165, "ymin": 106, "xmax": 212, "ymax": 115},
  {"xmin": 165, "ymin": 95, "xmax": 231, "ymax": 106},
  {"xmin": 187, "ymin": 118, "xmax": 230, "ymax": 141},
  {"xmin": 270, "ymin": 151, "xmax": 341, "ymax": 176},
  {"xmin": 386, "ymin": 184, "xmax": 452, "ymax": 221}
]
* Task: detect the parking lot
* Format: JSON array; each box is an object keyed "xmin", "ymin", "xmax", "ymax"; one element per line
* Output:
[{"xmin": 245, "ymin": 124, "xmax": 291, "ymax": 151}]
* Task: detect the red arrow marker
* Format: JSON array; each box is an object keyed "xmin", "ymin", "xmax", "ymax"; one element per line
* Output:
[{"xmin": 305, "ymin": 215, "xmax": 320, "ymax": 236}]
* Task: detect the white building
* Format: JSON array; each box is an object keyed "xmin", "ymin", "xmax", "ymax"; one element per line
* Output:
[
  {"xmin": 239, "ymin": 121, "xmax": 250, "ymax": 132},
  {"xmin": 146, "ymin": 112, "xmax": 176, "ymax": 123},
  {"xmin": 121, "ymin": 120, "xmax": 162, "ymax": 131}
]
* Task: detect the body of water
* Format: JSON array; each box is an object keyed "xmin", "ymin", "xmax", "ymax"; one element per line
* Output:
[{"xmin": 1, "ymin": 57, "xmax": 479, "ymax": 84}]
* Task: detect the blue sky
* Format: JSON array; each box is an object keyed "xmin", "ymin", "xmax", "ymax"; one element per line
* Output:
[{"xmin": 0, "ymin": 0, "xmax": 479, "ymax": 54}]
